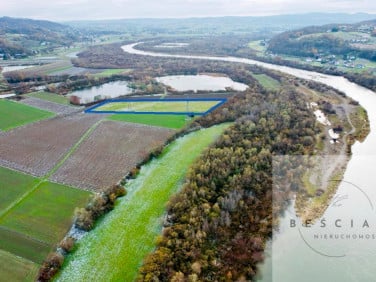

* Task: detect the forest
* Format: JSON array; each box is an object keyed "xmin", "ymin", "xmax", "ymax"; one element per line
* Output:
[{"xmin": 137, "ymin": 79, "xmax": 319, "ymax": 281}]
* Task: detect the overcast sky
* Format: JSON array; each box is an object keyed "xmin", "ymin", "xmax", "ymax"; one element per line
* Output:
[{"xmin": 1, "ymin": 0, "xmax": 376, "ymax": 21}]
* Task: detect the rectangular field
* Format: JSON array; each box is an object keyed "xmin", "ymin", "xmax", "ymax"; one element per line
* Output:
[
  {"xmin": 0, "ymin": 181, "xmax": 91, "ymax": 245},
  {"xmin": 0, "ymin": 113, "xmax": 103, "ymax": 176},
  {"xmin": 20, "ymin": 97, "xmax": 78, "ymax": 116},
  {"xmin": 86, "ymin": 98, "xmax": 226, "ymax": 115},
  {"xmin": 26, "ymin": 91, "xmax": 70, "ymax": 105},
  {"xmin": 108, "ymin": 113, "xmax": 189, "ymax": 129},
  {"xmin": 0, "ymin": 226, "xmax": 51, "ymax": 264},
  {"xmin": 51, "ymin": 120, "xmax": 175, "ymax": 191},
  {"xmin": 0, "ymin": 99, "xmax": 54, "ymax": 131}
]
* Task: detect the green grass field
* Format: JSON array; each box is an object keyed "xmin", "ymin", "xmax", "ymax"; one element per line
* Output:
[
  {"xmin": 0, "ymin": 249, "xmax": 39, "ymax": 282},
  {"xmin": 0, "ymin": 226, "xmax": 51, "ymax": 264},
  {"xmin": 0, "ymin": 167, "xmax": 39, "ymax": 212},
  {"xmin": 93, "ymin": 69, "xmax": 131, "ymax": 78},
  {"xmin": 0, "ymin": 99, "xmax": 54, "ymax": 131},
  {"xmin": 252, "ymin": 73, "xmax": 281, "ymax": 91},
  {"xmin": 96, "ymin": 100, "xmax": 220, "ymax": 113},
  {"xmin": 0, "ymin": 181, "xmax": 91, "ymax": 245},
  {"xmin": 108, "ymin": 113, "xmax": 189, "ymax": 129},
  {"xmin": 0, "ymin": 165, "xmax": 92, "ymax": 280},
  {"xmin": 27, "ymin": 91, "xmax": 70, "ymax": 105},
  {"xmin": 57, "ymin": 123, "xmax": 230, "ymax": 282}
]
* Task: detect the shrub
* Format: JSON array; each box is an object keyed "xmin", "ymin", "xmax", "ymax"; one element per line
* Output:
[
  {"xmin": 37, "ymin": 252, "xmax": 64, "ymax": 282},
  {"xmin": 59, "ymin": 237, "xmax": 75, "ymax": 253},
  {"xmin": 74, "ymin": 207, "xmax": 94, "ymax": 231}
]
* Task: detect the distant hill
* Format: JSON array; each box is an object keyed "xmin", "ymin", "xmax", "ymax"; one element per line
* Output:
[
  {"xmin": 0, "ymin": 17, "xmax": 80, "ymax": 59},
  {"xmin": 267, "ymin": 19, "xmax": 376, "ymax": 61},
  {"xmin": 66, "ymin": 13, "xmax": 376, "ymax": 35}
]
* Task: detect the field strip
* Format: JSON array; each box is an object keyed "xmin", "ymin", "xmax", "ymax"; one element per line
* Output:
[
  {"xmin": 0, "ymin": 248, "xmax": 40, "ymax": 282},
  {"xmin": 0, "ymin": 120, "xmax": 101, "ymax": 220},
  {"xmin": 0, "ymin": 224, "xmax": 50, "ymax": 247}
]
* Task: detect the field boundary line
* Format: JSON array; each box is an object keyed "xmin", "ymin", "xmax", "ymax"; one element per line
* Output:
[
  {"xmin": 0, "ymin": 120, "xmax": 102, "ymax": 220},
  {"xmin": 46, "ymin": 119, "xmax": 103, "ymax": 178},
  {"xmin": 0, "ymin": 180, "xmax": 43, "ymax": 220},
  {"xmin": 0, "ymin": 225, "xmax": 51, "ymax": 247}
]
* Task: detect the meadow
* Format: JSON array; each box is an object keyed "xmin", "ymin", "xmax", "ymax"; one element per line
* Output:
[
  {"xmin": 108, "ymin": 113, "xmax": 189, "ymax": 129},
  {"xmin": 252, "ymin": 73, "xmax": 281, "ymax": 91},
  {"xmin": 88, "ymin": 98, "xmax": 226, "ymax": 114},
  {"xmin": 56, "ymin": 123, "xmax": 230, "ymax": 281},
  {"xmin": 0, "ymin": 99, "xmax": 54, "ymax": 131}
]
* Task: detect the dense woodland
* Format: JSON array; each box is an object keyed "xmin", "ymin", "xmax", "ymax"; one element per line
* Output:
[{"xmin": 138, "ymin": 82, "xmax": 319, "ymax": 281}]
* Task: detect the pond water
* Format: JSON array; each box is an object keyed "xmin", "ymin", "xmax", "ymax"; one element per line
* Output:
[
  {"xmin": 155, "ymin": 74, "xmax": 248, "ymax": 92},
  {"xmin": 67, "ymin": 81, "xmax": 133, "ymax": 104}
]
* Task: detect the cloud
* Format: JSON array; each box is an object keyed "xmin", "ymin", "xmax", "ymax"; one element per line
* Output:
[{"xmin": 1, "ymin": 0, "xmax": 376, "ymax": 20}]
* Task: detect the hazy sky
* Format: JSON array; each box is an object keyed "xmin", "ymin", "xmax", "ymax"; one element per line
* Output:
[{"xmin": 2, "ymin": 0, "xmax": 376, "ymax": 21}]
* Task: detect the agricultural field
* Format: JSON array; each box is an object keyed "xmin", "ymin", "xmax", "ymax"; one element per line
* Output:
[
  {"xmin": 88, "ymin": 98, "xmax": 226, "ymax": 114},
  {"xmin": 51, "ymin": 120, "xmax": 175, "ymax": 191},
  {"xmin": 20, "ymin": 96, "xmax": 79, "ymax": 115},
  {"xmin": 5, "ymin": 61, "xmax": 101, "ymax": 77},
  {"xmin": 56, "ymin": 123, "xmax": 229, "ymax": 282},
  {"xmin": 0, "ymin": 113, "xmax": 103, "ymax": 176},
  {"xmin": 0, "ymin": 249, "xmax": 39, "ymax": 282},
  {"xmin": 0, "ymin": 99, "xmax": 54, "ymax": 131},
  {"xmin": 0, "ymin": 167, "xmax": 38, "ymax": 212},
  {"xmin": 0, "ymin": 165, "xmax": 91, "ymax": 281},
  {"xmin": 0, "ymin": 181, "xmax": 91, "ymax": 245},
  {"xmin": 108, "ymin": 113, "xmax": 189, "ymax": 129},
  {"xmin": 26, "ymin": 91, "xmax": 70, "ymax": 105}
]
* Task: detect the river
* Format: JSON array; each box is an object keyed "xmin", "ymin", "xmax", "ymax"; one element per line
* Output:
[{"xmin": 122, "ymin": 43, "xmax": 376, "ymax": 282}]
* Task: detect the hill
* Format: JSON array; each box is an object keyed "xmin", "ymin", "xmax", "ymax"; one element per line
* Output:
[
  {"xmin": 0, "ymin": 17, "xmax": 80, "ymax": 59},
  {"xmin": 267, "ymin": 19, "xmax": 376, "ymax": 61},
  {"xmin": 66, "ymin": 13, "xmax": 376, "ymax": 36}
]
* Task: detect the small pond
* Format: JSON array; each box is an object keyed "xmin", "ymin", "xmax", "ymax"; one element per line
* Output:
[
  {"xmin": 68, "ymin": 81, "xmax": 133, "ymax": 104},
  {"xmin": 155, "ymin": 74, "xmax": 248, "ymax": 92}
]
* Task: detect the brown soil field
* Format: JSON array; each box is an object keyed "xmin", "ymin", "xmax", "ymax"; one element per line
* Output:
[
  {"xmin": 20, "ymin": 97, "xmax": 80, "ymax": 115},
  {"xmin": 51, "ymin": 120, "xmax": 175, "ymax": 191},
  {"xmin": 0, "ymin": 113, "xmax": 103, "ymax": 177}
]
